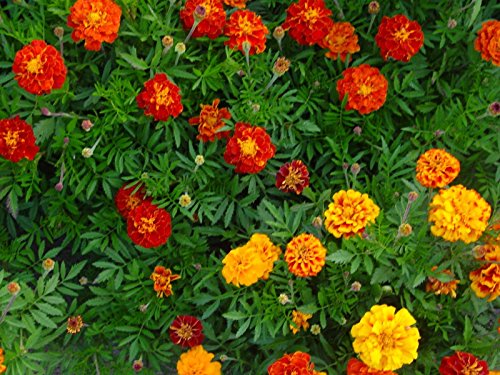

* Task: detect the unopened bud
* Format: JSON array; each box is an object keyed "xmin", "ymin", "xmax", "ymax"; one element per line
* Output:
[
  {"xmin": 64, "ymin": 137, "xmax": 70, "ymax": 144},
  {"xmin": 7, "ymin": 282, "xmax": 21, "ymax": 295},
  {"xmin": 353, "ymin": 126, "xmax": 362, "ymax": 135},
  {"xmin": 398, "ymin": 223, "xmax": 413, "ymax": 237},
  {"xmin": 272, "ymin": 57, "xmax": 290, "ymax": 76},
  {"xmin": 55, "ymin": 182, "xmax": 64, "ymax": 192},
  {"xmin": 342, "ymin": 162, "xmax": 349, "ymax": 171},
  {"xmin": 139, "ymin": 303, "xmax": 149, "ymax": 313},
  {"xmin": 350, "ymin": 163, "xmax": 361, "ymax": 176},
  {"xmin": 54, "ymin": 27, "xmax": 64, "ymax": 38},
  {"xmin": 132, "ymin": 358, "xmax": 143, "ymax": 372},
  {"xmin": 219, "ymin": 354, "xmax": 228, "ymax": 362},
  {"xmin": 408, "ymin": 191, "xmax": 418, "ymax": 202},
  {"xmin": 41, "ymin": 107, "xmax": 51, "ymax": 116},
  {"xmin": 312, "ymin": 216, "xmax": 323, "ymax": 228},
  {"xmin": 193, "ymin": 5, "xmax": 206, "ymax": 22},
  {"xmin": 82, "ymin": 148, "xmax": 93, "ymax": 158},
  {"xmin": 447, "ymin": 19, "xmax": 457, "ymax": 29},
  {"xmin": 278, "ymin": 293, "xmax": 290, "ymax": 305},
  {"xmin": 368, "ymin": 1, "xmax": 380, "ymax": 14},
  {"xmin": 242, "ymin": 41, "xmax": 251, "ymax": 55},
  {"xmin": 81, "ymin": 119, "xmax": 93, "ymax": 132},
  {"xmin": 381, "ymin": 285, "xmax": 393, "ymax": 294},
  {"xmin": 487, "ymin": 101, "xmax": 500, "ymax": 116},
  {"xmin": 193, "ymin": 263, "xmax": 202, "ymax": 271},
  {"xmin": 343, "ymin": 271, "xmax": 350, "ymax": 278},
  {"xmin": 79, "ymin": 276, "xmax": 88, "ymax": 285},
  {"xmin": 43, "ymin": 258, "xmax": 55, "ymax": 272},
  {"xmin": 175, "ymin": 42, "xmax": 186, "ymax": 55},
  {"xmin": 251, "ymin": 103, "xmax": 260, "ymax": 112},
  {"xmin": 141, "ymin": 172, "xmax": 149, "ymax": 180},
  {"xmin": 310, "ymin": 324, "xmax": 321, "ymax": 335},
  {"xmin": 162, "ymin": 35, "xmax": 174, "ymax": 49},
  {"xmin": 350, "ymin": 281, "xmax": 362, "ymax": 292},
  {"xmin": 273, "ymin": 26, "xmax": 285, "ymax": 41}
]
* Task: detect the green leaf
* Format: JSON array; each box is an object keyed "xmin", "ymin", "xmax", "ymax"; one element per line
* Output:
[
  {"xmin": 222, "ymin": 311, "xmax": 247, "ymax": 320},
  {"xmin": 326, "ymin": 250, "xmax": 354, "ymax": 264},
  {"xmin": 31, "ymin": 310, "xmax": 57, "ymax": 329},
  {"xmin": 467, "ymin": 0, "xmax": 482, "ymax": 28},
  {"xmin": 235, "ymin": 318, "xmax": 252, "ymax": 338},
  {"xmin": 118, "ymin": 52, "xmax": 149, "ymax": 70}
]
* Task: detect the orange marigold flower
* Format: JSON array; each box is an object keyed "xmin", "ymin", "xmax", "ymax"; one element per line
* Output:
[
  {"xmin": 13, "ymin": 40, "xmax": 66, "ymax": 95},
  {"xmin": 276, "ymin": 160, "xmax": 310, "ymax": 194},
  {"xmin": 416, "ymin": 149, "xmax": 460, "ymax": 188},
  {"xmin": 439, "ymin": 351, "xmax": 489, "ymax": 375},
  {"xmin": 169, "ymin": 315, "xmax": 204, "ymax": 348},
  {"xmin": 136, "ymin": 73, "xmax": 183, "ymax": 122},
  {"xmin": 7, "ymin": 282, "xmax": 21, "ymax": 296},
  {"xmin": 347, "ymin": 358, "xmax": 397, "ymax": 375},
  {"xmin": 375, "ymin": 14, "xmax": 424, "ymax": 62},
  {"xmin": 470, "ymin": 243, "xmax": 499, "ymax": 302},
  {"xmin": 474, "ymin": 20, "xmax": 500, "ymax": 66},
  {"xmin": 67, "ymin": 0, "xmax": 122, "ymax": 51},
  {"xmin": 285, "ymin": 233, "xmax": 326, "ymax": 277},
  {"xmin": 426, "ymin": 266, "xmax": 459, "ymax": 298},
  {"xmin": 0, "ymin": 348, "xmax": 6, "ymax": 374},
  {"xmin": 224, "ymin": 10, "xmax": 269, "ymax": 55},
  {"xmin": 268, "ymin": 351, "xmax": 322, "ymax": 375},
  {"xmin": 324, "ymin": 189, "xmax": 380, "ymax": 238},
  {"xmin": 115, "ymin": 183, "xmax": 151, "ymax": 219},
  {"xmin": 223, "ymin": 122, "xmax": 276, "ymax": 174},
  {"xmin": 222, "ymin": 242, "xmax": 268, "ymax": 287},
  {"xmin": 248, "ymin": 233, "xmax": 281, "ymax": 280},
  {"xmin": 0, "ymin": 116, "xmax": 39, "ymax": 163},
  {"xmin": 67, "ymin": 315, "xmax": 84, "ymax": 334},
  {"xmin": 336, "ymin": 64, "xmax": 388, "ymax": 115},
  {"xmin": 428, "ymin": 185, "xmax": 491, "ymax": 244},
  {"xmin": 177, "ymin": 345, "xmax": 221, "ymax": 375},
  {"xmin": 150, "ymin": 266, "xmax": 181, "ymax": 298},
  {"xmin": 223, "ymin": 0, "xmax": 248, "ymax": 8},
  {"xmin": 127, "ymin": 201, "xmax": 172, "ymax": 248},
  {"xmin": 320, "ymin": 22, "xmax": 360, "ymax": 62},
  {"xmin": 180, "ymin": 0, "xmax": 226, "ymax": 40},
  {"xmin": 290, "ymin": 310, "xmax": 312, "ymax": 334},
  {"xmin": 188, "ymin": 99, "xmax": 231, "ymax": 142},
  {"xmin": 282, "ymin": 0, "xmax": 334, "ymax": 46}
]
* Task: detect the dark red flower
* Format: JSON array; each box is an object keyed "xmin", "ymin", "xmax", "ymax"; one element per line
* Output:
[
  {"xmin": 180, "ymin": 0, "xmax": 226, "ymax": 39},
  {"xmin": 115, "ymin": 183, "xmax": 151, "ymax": 219},
  {"xmin": 127, "ymin": 201, "xmax": 172, "ymax": 248},
  {"xmin": 169, "ymin": 315, "xmax": 205, "ymax": 347},
  {"xmin": 439, "ymin": 351, "xmax": 489, "ymax": 375},
  {"xmin": 136, "ymin": 73, "xmax": 183, "ymax": 122},
  {"xmin": 276, "ymin": 160, "xmax": 310, "ymax": 194},
  {"xmin": 224, "ymin": 9, "xmax": 269, "ymax": 55},
  {"xmin": 0, "ymin": 116, "xmax": 39, "ymax": 162}
]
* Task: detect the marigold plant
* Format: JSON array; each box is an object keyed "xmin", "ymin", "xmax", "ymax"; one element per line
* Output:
[
  {"xmin": 416, "ymin": 149, "xmax": 460, "ymax": 188},
  {"xmin": 224, "ymin": 10, "xmax": 269, "ymax": 55},
  {"xmin": 0, "ymin": 116, "xmax": 39, "ymax": 162},
  {"xmin": 284, "ymin": 233, "xmax": 326, "ymax": 277},
  {"xmin": 474, "ymin": 20, "xmax": 500, "ymax": 66}
]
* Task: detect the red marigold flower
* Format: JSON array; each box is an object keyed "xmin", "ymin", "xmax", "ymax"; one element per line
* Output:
[
  {"xmin": 416, "ymin": 149, "xmax": 460, "ymax": 188},
  {"xmin": 347, "ymin": 358, "xmax": 397, "ymax": 375},
  {"xmin": 268, "ymin": 351, "xmax": 322, "ymax": 375},
  {"xmin": 67, "ymin": 315, "xmax": 84, "ymax": 334},
  {"xmin": 439, "ymin": 351, "xmax": 489, "ymax": 375},
  {"xmin": 169, "ymin": 315, "xmax": 205, "ymax": 347},
  {"xmin": 12, "ymin": 40, "xmax": 66, "ymax": 95},
  {"xmin": 150, "ymin": 265, "xmax": 181, "ymax": 298},
  {"xmin": 375, "ymin": 14, "xmax": 424, "ymax": 62},
  {"xmin": 282, "ymin": 0, "xmax": 333, "ymax": 46},
  {"xmin": 180, "ymin": 0, "xmax": 226, "ymax": 40},
  {"xmin": 336, "ymin": 64, "xmax": 388, "ymax": 115},
  {"xmin": 136, "ymin": 73, "xmax": 183, "ymax": 122},
  {"xmin": 474, "ymin": 20, "xmax": 500, "ymax": 66},
  {"xmin": 276, "ymin": 160, "xmax": 310, "ymax": 194},
  {"xmin": 115, "ymin": 183, "xmax": 151, "ymax": 219},
  {"xmin": 425, "ymin": 266, "xmax": 460, "ymax": 298},
  {"xmin": 0, "ymin": 116, "xmax": 39, "ymax": 162},
  {"xmin": 188, "ymin": 99, "xmax": 231, "ymax": 142},
  {"xmin": 67, "ymin": 0, "xmax": 122, "ymax": 51},
  {"xmin": 224, "ymin": 10, "xmax": 269, "ymax": 55},
  {"xmin": 223, "ymin": 0, "xmax": 248, "ymax": 8},
  {"xmin": 127, "ymin": 201, "xmax": 172, "ymax": 248},
  {"xmin": 320, "ymin": 22, "xmax": 360, "ymax": 61},
  {"xmin": 223, "ymin": 122, "xmax": 276, "ymax": 174}
]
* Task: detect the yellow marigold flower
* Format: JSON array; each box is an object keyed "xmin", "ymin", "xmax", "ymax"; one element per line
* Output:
[
  {"xmin": 177, "ymin": 345, "xmax": 221, "ymax": 375},
  {"xmin": 284, "ymin": 233, "xmax": 326, "ymax": 277},
  {"xmin": 67, "ymin": 315, "xmax": 84, "ymax": 334},
  {"xmin": 42, "ymin": 258, "xmax": 55, "ymax": 272},
  {"xmin": 428, "ymin": 185, "xmax": 491, "ymax": 244},
  {"xmin": 278, "ymin": 293, "xmax": 291, "ymax": 305},
  {"xmin": 351, "ymin": 304, "xmax": 420, "ymax": 371},
  {"xmin": 290, "ymin": 310, "xmax": 312, "ymax": 334},
  {"xmin": 425, "ymin": 266, "xmax": 459, "ymax": 298},
  {"xmin": 324, "ymin": 189, "xmax": 380, "ymax": 238},
  {"xmin": 248, "ymin": 233, "xmax": 281, "ymax": 279},
  {"xmin": 222, "ymin": 243, "xmax": 268, "ymax": 287},
  {"xmin": 416, "ymin": 149, "xmax": 460, "ymax": 188}
]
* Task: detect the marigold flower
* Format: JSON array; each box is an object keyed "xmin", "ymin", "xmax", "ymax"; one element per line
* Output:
[
  {"xmin": 248, "ymin": 233, "xmax": 281, "ymax": 279},
  {"xmin": 375, "ymin": 14, "xmax": 424, "ymax": 62},
  {"xmin": 290, "ymin": 310, "xmax": 312, "ymax": 334},
  {"xmin": 67, "ymin": 0, "xmax": 122, "ymax": 51},
  {"xmin": 189, "ymin": 99, "xmax": 231, "ymax": 142},
  {"xmin": 127, "ymin": 201, "xmax": 172, "ymax": 248},
  {"xmin": 398, "ymin": 223, "xmax": 413, "ymax": 237},
  {"xmin": 336, "ymin": 64, "xmax": 388, "ymax": 115},
  {"xmin": 195, "ymin": 155, "xmax": 205, "ymax": 166},
  {"xmin": 224, "ymin": 10, "xmax": 269, "ymax": 55},
  {"xmin": 310, "ymin": 324, "xmax": 321, "ymax": 335},
  {"xmin": 285, "ymin": 233, "xmax": 326, "ymax": 277},
  {"xmin": 223, "ymin": 0, "xmax": 247, "ymax": 8},
  {"xmin": 132, "ymin": 358, "xmax": 143, "ymax": 372},
  {"xmin": 150, "ymin": 266, "xmax": 181, "ymax": 298},
  {"xmin": 439, "ymin": 351, "xmax": 489, "ymax": 375},
  {"xmin": 169, "ymin": 315, "xmax": 204, "ymax": 348},
  {"xmin": 221, "ymin": 242, "xmax": 268, "ymax": 287},
  {"xmin": 179, "ymin": 193, "xmax": 192, "ymax": 208},
  {"xmin": 282, "ymin": 0, "xmax": 333, "ymax": 46},
  {"xmin": 416, "ymin": 149, "xmax": 460, "ymax": 188},
  {"xmin": 0, "ymin": 116, "xmax": 39, "ymax": 162},
  {"xmin": 13, "ymin": 40, "xmax": 66, "ymax": 95},
  {"xmin": 136, "ymin": 73, "xmax": 183, "ymax": 122},
  {"xmin": 426, "ymin": 266, "xmax": 459, "ymax": 298},
  {"xmin": 268, "ymin": 351, "xmax": 322, "ymax": 375},
  {"xmin": 223, "ymin": 122, "xmax": 276, "ymax": 174},
  {"xmin": 0, "ymin": 348, "xmax": 6, "ymax": 374},
  {"xmin": 469, "ymin": 243, "xmax": 500, "ymax": 302},
  {"xmin": 276, "ymin": 160, "xmax": 310, "ymax": 194},
  {"xmin": 273, "ymin": 26, "xmax": 285, "ymax": 41},
  {"xmin": 278, "ymin": 293, "xmax": 290, "ymax": 305},
  {"xmin": 488, "ymin": 102, "xmax": 500, "ymax": 117},
  {"xmin": 67, "ymin": 315, "xmax": 84, "ymax": 334},
  {"xmin": 351, "ymin": 304, "xmax": 420, "ymax": 371},
  {"xmin": 7, "ymin": 282, "xmax": 20, "ymax": 296},
  {"xmin": 180, "ymin": 0, "xmax": 226, "ymax": 40},
  {"xmin": 320, "ymin": 22, "xmax": 360, "ymax": 61},
  {"xmin": 42, "ymin": 258, "xmax": 55, "ymax": 272},
  {"xmin": 368, "ymin": 1, "xmax": 380, "ymax": 15},
  {"xmin": 428, "ymin": 185, "xmax": 491, "ymax": 244},
  {"xmin": 347, "ymin": 358, "xmax": 397, "ymax": 375},
  {"xmin": 474, "ymin": 20, "xmax": 500, "ymax": 66},
  {"xmin": 177, "ymin": 345, "xmax": 221, "ymax": 375},
  {"xmin": 324, "ymin": 189, "xmax": 380, "ymax": 238},
  {"xmin": 115, "ymin": 183, "xmax": 150, "ymax": 219},
  {"xmin": 272, "ymin": 57, "xmax": 291, "ymax": 76}
]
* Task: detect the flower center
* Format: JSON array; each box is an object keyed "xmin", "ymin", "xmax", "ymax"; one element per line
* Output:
[
  {"xmin": 394, "ymin": 27, "xmax": 411, "ymax": 41},
  {"xmin": 175, "ymin": 323, "xmax": 194, "ymax": 340},
  {"xmin": 379, "ymin": 333, "xmax": 394, "ymax": 349},
  {"xmin": 4, "ymin": 130, "xmax": 20, "ymax": 148},
  {"xmin": 238, "ymin": 138, "xmax": 258, "ymax": 157},
  {"xmin": 297, "ymin": 245, "xmax": 310, "ymax": 262},
  {"xmin": 462, "ymin": 362, "xmax": 484, "ymax": 375},
  {"xmin": 87, "ymin": 11, "xmax": 105, "ymax": 27},
  {"xmin": 138, "ymin": 217, "xmax": 157, "ymax": 234},
  {"xmin": 282, "ymin": 168, "xmax": 303, "ymax": 190},
  {"xmin": 358, "ymin": 84, "xmax": 374, "ymax": 96},
  {"xmin": 237, "ymin": 17, "xmax": 255, "ymax": 35},
  {"xmin": 154, "ymin": 84, "xmax": 173, "ymax": 107},
  {"xmin": 303, "ymin": 8, "xmax": 320, "ymax": 22},
  {"xmin": 26, "ymin": 56, "xmax": 43, "ymax": 74}
]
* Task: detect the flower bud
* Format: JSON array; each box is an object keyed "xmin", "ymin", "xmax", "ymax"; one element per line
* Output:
[
  {"xmin": 82, "ymin": 147, "xmax": 93, "ymax": 158},
  {"xmin": 139, "ymin": 303, "xmax": 149, "ymax": 313},
  {"xmin": 55, "ymin": 182, "xmax": 64, "ymax": 192},
  {"xmin": 54, "ymin": 27, "xmax": 64, "ymax": 38},
  {"xmin": 64, "ymin": 137, "xmax": 70, "ymax": 145},
  {"xmin": 312, "ymin": 216, "xmax": 323, "ymax": 228},
  {"xmin": 272, "ymin": 57, "xmax": 290, "ymax": 77},
  {"xmin": 219, "ymin": 354, "xmax": 229, "ymax": 363},
  {"xmin": 487, "ymin": 101, "xmax": 500, "ymax": 116},
  {"xmin": 408, "ymin": 191, "xmax": 418, "ymax": 202},
  {"xmin": 179, "ymin": 193, "xmax": 192, "ymax": 207},
  {"xmin": 434, "ymin": 129, "xmax": 445, "ymax": 137},
  {"xmin": 398, "ymin": 223, "xmax": 413, "ymax": 237},
  {"xmin": 41, "ymin": 107, "xmax": 51, "ymax": 116},
  {"xmin": 273, "ymin": 26, "xmax": 285, "ymax": 42},
  {"xmin": 162, "ymin": 35, "xmax": 174, "ymax": 49},
  {"xmin": 79, "ymin": 276, "xmax": 88, "ymax": 285},
  {"xmin": 195, "ymin": 155, "xmax": 205, "ymax": 166},
  {"xmin": 350, "ymin": 281, "xmax": 362, "ymax": 292},
  {"xmin": 242, "ymin": 40, "xmax": 252, "ymax": 55},
  {"xmin": 350, "ymin": 163, "xmax": 361, "ymax": 176},
  {"xmin": 193, "ymin": 5, "xmax": 206, "ymax": 22},
  {"xmin": 381, "ymin": 285, "xmax": 393, "ymax": 294},
  {"xmin": 342, "ymin": 162, "xmax": 349, "ymax": 171},
  {"xmin": 368, "ymin": 1, "xmax": 380, "ymax": 14},
  {"xmin": 43, "ymin": 258, "xmax": 55, "ymax": 272},
  {"xmin": 132, "ymin": 358, "xmax": 143, "ymax": 372},
  {"xmin": 353, "ymin": 126, "xmax": 362, "ymax": 135},
  {"xmin": 81, "ymin": 119, "xmax": 93, "ymax": 132},
  {"xmin": 278, "ymin": 293, "xmax": 290, "ymax": 305},
  {"xmin": 447, "ymin": 19, "xmax": 457, "ymax": 29},
  {"xmin": 175, "ymin": 42, "xmax": 186, "ymax": 54},
  {"xmin": 7, "ymin": 282, "xmax": 21, "ymax": 295},
  {"xmin": 310, "ymin": 324, "xmax": 321, "ymax": 335}
]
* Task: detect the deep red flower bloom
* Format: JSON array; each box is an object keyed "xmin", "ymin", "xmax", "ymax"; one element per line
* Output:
[
  {"xmin": 276, "ymin": 160, "xmax": 310, "ymax": 194},
  {"xmin": 268, "ymin": 351, "xmax": 320, "ymax": 375},
  {"xmin": 180, "ymin": 0, "xmax": 226, "ymax": 39},
  {"xmin": 115, "ymin": 183, "xmax": 151, "ymax": 219},
  {"xmin": 375, "ymin": 14, "xmax": 424, "ymax": 62},
  {"xmin": 136, "ymin": 73, "xmax": 183, "ymax": 121},
  {"xmin": 224, "ymin": 10, "xmax": 269, "ymax": 55},
  {"xmin": 127, "ymin": 201, "xmax": 172, "ymax": 248},
  {"xmin": 223, "ymin": 122, "xmax": 276, "ymax": 174},
  {"xmin": 13, "ymin": 40, "xmax": 67, "ymax": 95},
  {"xmin": 347, "ymin": 358, "xmax": 397, "ymax": 375},
  {"xmin": 282, "ymin": 0, "xmax": 333, "ymax": 46},
  {"xmin": 439, "ymin": 351, "xmax": 489, "ymax": 375},
  {"xmin": 169, "ymin": 315, "xmax": 205, "ymax": 347},
  {"xmin": 0, "ymin": 116, "xmax": 39, "ymax": 162}
]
